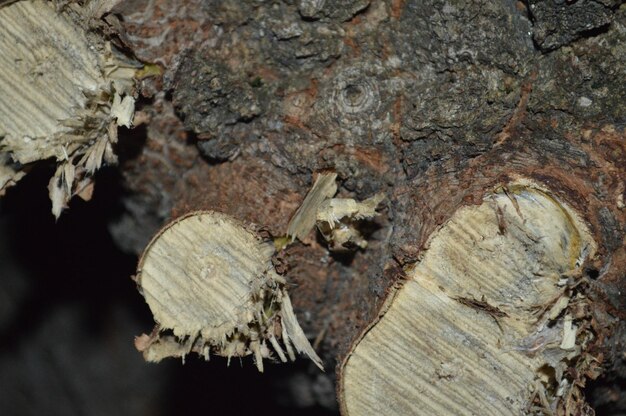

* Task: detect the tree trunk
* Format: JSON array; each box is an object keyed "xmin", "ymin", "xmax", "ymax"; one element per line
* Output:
[
  {"xmin": 2, "ymin": 0, "xmax": 625, "ymax": 414},
  {"xmin": 110, "ymin": 0, "xmax": 626, "ymax": 413}
]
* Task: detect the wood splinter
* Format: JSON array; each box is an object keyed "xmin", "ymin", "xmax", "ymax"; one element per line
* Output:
[
  {"xmin": 134, "ymin": 211, "xmax": 323, "ymax": 371},
  {"xmin": 287, "ymin": 171, "xmax": 385, "ymax": 250}
]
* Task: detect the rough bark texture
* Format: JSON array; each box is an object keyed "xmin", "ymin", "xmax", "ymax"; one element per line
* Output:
[{"xmin": 12, "ymin": 0, "xmax": 621, "ymax": 413}]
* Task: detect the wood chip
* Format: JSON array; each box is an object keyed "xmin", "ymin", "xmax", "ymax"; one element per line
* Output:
[
  {"xmin": 287, "ymin": 172, "xmax": 337, "ymax": 242},
  {"xmin": 560, "ymin": 315, "xmax": 577, "ymax": 350}
]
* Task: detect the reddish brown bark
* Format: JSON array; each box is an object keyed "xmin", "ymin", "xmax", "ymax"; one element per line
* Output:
[{"xmin": 107, "ymin": 0, "xmax": 626, "ymax": 412}]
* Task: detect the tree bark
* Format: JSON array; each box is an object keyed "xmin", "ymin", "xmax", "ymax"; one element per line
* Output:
[
  {"xmin": 105, "ymin": 0, "xmax": 626, "ymax": 412},
  {"xmin": 2, "ymin": 0, "xmax": 625, "ymax": 413}
]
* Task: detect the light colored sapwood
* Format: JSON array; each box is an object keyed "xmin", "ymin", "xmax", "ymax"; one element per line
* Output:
[
  {"xmin": 135, "ymin": 211, "xmax": 323, "ymax": 371},
  {"xmin": 287, "ymin": 172, "xmax": 338, "ymax": 242},
  {"xmin": 287, "ymin": 171, "xmax": 384, "ymax": 250},
  {"xmin": 341, "ymin": 180, "xmax": 597, "ymax": 415},
  {"xmin": 0, "ymin": 0, "xmax": 136, "ymax": 215}
]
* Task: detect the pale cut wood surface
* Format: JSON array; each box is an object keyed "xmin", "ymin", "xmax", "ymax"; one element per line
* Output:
[
  {"xmin": 0, "ymin": 0, "xmax": 138, "ymax": 217},
  {"xmin": 139, "ymin": 211, "xmax": 273, "ymax": 340},
  {"xmin": 0, "ymin": 0, "xmax": 102, "ymax": 163},
  {"xmin": 342, "ymin": 183, "xmax": 595, "ymax": 415},
  {"xmin": 287, "ymin": 172, "xmax": 338, "ymax": 242},
  {"xmin": 136, "ymin": 211, "xmax": 323, "ymax": 370}
]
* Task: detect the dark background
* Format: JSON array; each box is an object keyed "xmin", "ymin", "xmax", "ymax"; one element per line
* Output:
[{"xmin": 0, "ymin": 166, "xmax": 336, "ymax": 416}]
